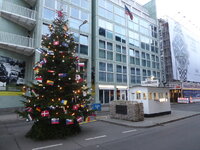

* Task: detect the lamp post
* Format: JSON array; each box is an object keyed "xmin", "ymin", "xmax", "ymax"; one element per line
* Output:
[{"xmin": 78, "ymin": 20, "xmax": 88, "ymax": 71}]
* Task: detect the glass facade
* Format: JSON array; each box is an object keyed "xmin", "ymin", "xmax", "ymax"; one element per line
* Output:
[{"xmin": 96, "ymin": 0, "xmax": 161, "ymax": 103}]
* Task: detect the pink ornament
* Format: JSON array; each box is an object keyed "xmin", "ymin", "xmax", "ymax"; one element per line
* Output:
[
  {"xmin": 53, "ymin": 41, "xmax": 59, "ymax": 45},
  {"xmin": 57, "ymin": 10, "xmax": 63, "ymax": 17},
  {"xmin": 73, "ymin": 105, "xmax": 79, "ymax": 110}
]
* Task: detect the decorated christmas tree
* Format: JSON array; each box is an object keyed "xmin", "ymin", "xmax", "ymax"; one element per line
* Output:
[{"xmin": 18, "ymin": 11, "xmax": 93, "ymax": 140}]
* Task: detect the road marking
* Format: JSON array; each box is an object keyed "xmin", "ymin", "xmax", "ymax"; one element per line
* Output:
[
  {"xmin": 32, "ymin": 143, "xmax": 63, "ymax": 150},
  {"xmin": 85, "ymin": 135, "xmax": 107, "ymax": 141},
  {"xmin": 122, "ymin": 129, "xmax": 137, "ymax": 134}
]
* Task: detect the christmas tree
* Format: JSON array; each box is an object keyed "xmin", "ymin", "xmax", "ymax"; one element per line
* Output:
[{"xmin": 18, "ymin": 11, "xmax": 94, "ymax": 140}]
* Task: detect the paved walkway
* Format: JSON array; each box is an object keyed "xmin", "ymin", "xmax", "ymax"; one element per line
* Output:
[{"xmin": 97, "ymin": 110, "xmax": 200, "ymax": 128}]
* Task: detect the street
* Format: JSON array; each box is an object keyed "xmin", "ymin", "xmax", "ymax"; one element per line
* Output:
[{"xmin": 0, "ymin": 103, "xmax": 200, "ymax": 150}]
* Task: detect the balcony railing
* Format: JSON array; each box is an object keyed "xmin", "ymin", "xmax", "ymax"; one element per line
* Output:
[
  {"xmin": 0, "ymin": 31, "xmax": 34, "ymax": 48},
  {"xmin": 1, "ymin": 1, "xmax": 36, "ymax": 20}
]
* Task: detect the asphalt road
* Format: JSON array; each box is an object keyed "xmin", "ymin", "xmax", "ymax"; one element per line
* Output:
[
  {"xmin": 1, "ymin": 103, "xmax": 200, "ymax": 150},
  {"xmin": 79, "ymin": 115, "xmax": 200, "ymax": 150}
]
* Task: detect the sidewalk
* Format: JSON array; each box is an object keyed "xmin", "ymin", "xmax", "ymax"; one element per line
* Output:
[
  {"xmin": 1, "ymin": 107, "xmax": 200, "ymax": 127},
  {"xmin": 97, "ymin": 110, "xmax": 200, "ymax": 128}
]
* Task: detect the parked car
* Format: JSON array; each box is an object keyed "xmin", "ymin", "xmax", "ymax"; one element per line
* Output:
[{"xmin": 0, "ymin": 63, "xmax": 8, "ymax": 83}]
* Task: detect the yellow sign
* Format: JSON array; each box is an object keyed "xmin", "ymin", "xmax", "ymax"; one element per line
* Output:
[{"xmin": 0, "ymin": 91, "xmax": 23, "ymax": 96}]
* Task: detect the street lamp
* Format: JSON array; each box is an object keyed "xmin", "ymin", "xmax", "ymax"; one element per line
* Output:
[{"xmin": 78, "ymin": 20, "xmax": 88, "ymax": 71}]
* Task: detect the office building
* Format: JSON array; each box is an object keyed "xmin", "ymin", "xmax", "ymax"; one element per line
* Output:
[
  {"xmin": 0, "ymin": 0, "xmax": 161, "ymax": 109},
  {"xmin": 93, "ymin": 0, "xmax": 161, "ymax": 104}
]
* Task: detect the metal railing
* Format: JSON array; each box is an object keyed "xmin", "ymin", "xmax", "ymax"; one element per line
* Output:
[
  {"xmin": 0, "ymin": 31, "xmax": 34, "ymax": 48},
  {"xmin": 1, "ymin": 1, "xmax": 36, "ymax": 20}
]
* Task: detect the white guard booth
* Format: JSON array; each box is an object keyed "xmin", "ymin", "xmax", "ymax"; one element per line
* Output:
[{"xmin": 130, "ymin": 85, "xmax": 171, "ymax": 117}]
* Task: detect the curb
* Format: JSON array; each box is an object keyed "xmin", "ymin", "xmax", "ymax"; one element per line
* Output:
[{"xmin": 98, "ymin": 113, "xmax": 200, "ymax": 128}]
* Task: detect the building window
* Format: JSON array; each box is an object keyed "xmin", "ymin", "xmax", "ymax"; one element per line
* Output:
[
  {"xmin": 80, "ymin": 35, "xmax": 88, "ymax": 55},
  {"xmin": 130, "ymin": 67, "xmax": 141, "ymax": 84},
  {"xmin": 99, "ymin": 40, "xmax": 113, "ymax": 60},
  {"xmin": 43, "ymin": 8, "xmax": 55, "ymax": 20},
  {"xmin": 143, "ymin": 93, "xmax": 146, "ymax": 100},
  {"xmin": 115, "ymin": 45, "xmax": 126, "ymax": 63},
  {"xmin": 116, "ymin": 65, "xmax": 127, "ymax": 83},
  {"xmin": 99, "ymin": 62, "xmax": 113, "ymax": 82},
  {"xmin": 136, "ymin": 93, "xmax": 141, "ymax": 99},
  {"xmin": 149, "ymin": 93, "xmax": 152, "ymax": 100},
  {"xmin": 42, "ymin": 23, "xmax": 50, "ymax": 35},
  {"xmin": 99, "ymin": 90, "xmax": 114, "ymax": 104}
]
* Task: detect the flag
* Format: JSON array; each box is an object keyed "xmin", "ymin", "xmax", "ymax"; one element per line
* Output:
[
  {"xmin": 35, "ymin": 76, "xmax": 42, "ymax": 83},
  {"xmin": 66, "ymin": 119, "xmax": 74, "ymax": 125},
  {"xmin": 85, "ymin": 117, "xmax": 90, "ymax": 122},
  {"xmin": 41, "ymin": 110, "xmax": 50, "ymax": 117},
  {"xmin": 27, "ymin": 114, "xmax": 33, "ymax": 121},
  {"xmin": 47, "ymin": 51, "xmax": 54, "ymax": 55},
  {"xmin": 31, "ymin": 89, "xmax": 38, "ymax": 97},
  {"xmin": 51, "ymin": 118, "xmax": 59, "ymax": 124},
  {"xmin": 36, "ymin": 107, "xmax": 41, "ymax": 112},
  {"xmin": 26, "ymin": 107, "xmax": 33, "ymax": 112},
  {"xmin": 48, "ymin": 70, "xmax": 55, "ymax": 73},
  {"xmin": 61, "ymin": 100, "xmax": 68, "ymax": 105},
  {"xmin": 78, "ymin": 63, "xmax": 85, "ymax": 67},
  {"xmin": 58, "ymin": 73, "xmax": 67, "ymax": 77},
  {"xmin": 77, "ymin": 116, "xmax": 83, "ymax": 123},
  {"xmin": 125, "ymin": 5, "xmax": 133, "ymax": 20},
  {"xmin": 46, "ymin": 80, "xmax": 54, "ymax": 85}
]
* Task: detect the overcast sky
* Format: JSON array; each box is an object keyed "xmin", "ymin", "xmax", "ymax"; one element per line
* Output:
[{"xmin": 136, "ymin": 0, "xmax": 200, "ymax": 36}]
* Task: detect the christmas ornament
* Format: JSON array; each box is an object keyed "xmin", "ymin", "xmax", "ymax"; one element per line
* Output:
[
  {"xmin": 75, "ymin": 74, "xmax": 81, "ymax": 81},
  {"xmin": 51, "ymin": 118, "xmax": 59, "ymax": 124},
  {"xmin": 66, "ymin": 119, "xmax": 74, "ymax": 125},
  {"xmin": 83, "ymin": 91, "xmax": 87, "ymax": 96},
  {"xmin": 57, "ymin": 10, "xmax": 63, "ymax": 17},
  {"xmin": 53, "ymin": 41, "xmax": 59, "ymax": 45},
  {"xmin": 41, "ymin": 110, "xmax": 50, "ymax": 117},
  {"xmin": 46, "ymin": 80, "xmax": 54, "ymax": 86},
  {"xmin": 63, "ymin": 25, "xmax": 68, "ymax": 31},
  {"xmin": 73, "ymin": 105, "xmax": 79, "ymax": 110}
]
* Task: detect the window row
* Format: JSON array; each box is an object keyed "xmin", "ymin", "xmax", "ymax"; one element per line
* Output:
[{"xmin": 44, "ymin": 0, "xmax": 90, "ymax": 10}]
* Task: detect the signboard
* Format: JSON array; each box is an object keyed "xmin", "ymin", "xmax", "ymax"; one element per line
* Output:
[
  {"xmin": 92, "ymin": 103, "xmax": 101, "ymax": 111},
  {"xmin": 116, "ymin": 105, "xmax": 127, "ymax": 115},
  {"xmin": 168, "ymin": 18, "xmax": 200, "ymax": 82},
  {"xmin": 141, "ymin": 78, "xmax": 159, "ymax": 87},
  {"xmin": 178, "ymin": 98, "xmax": 189, "ymax": 104}
]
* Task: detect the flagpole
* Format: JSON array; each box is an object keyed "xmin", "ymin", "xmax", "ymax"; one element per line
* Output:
[{"xmin": 125, "ymin": 13, "xmax": 130, "ymax": 101}]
